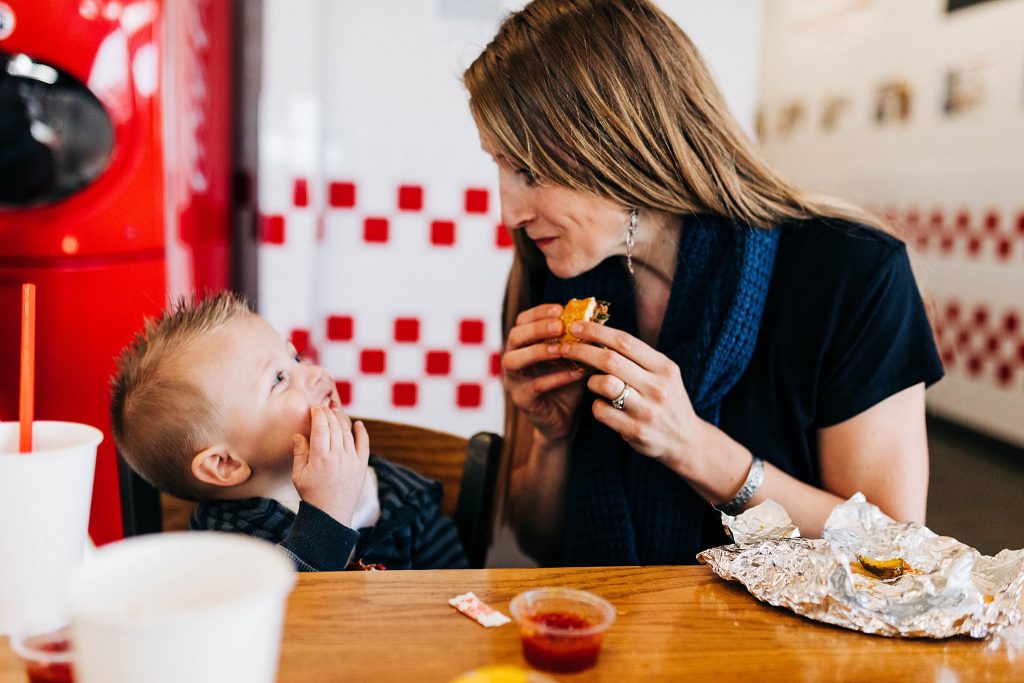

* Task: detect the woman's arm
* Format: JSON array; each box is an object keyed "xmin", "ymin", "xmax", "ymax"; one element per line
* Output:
[
  {"xmin": 506, "ymin": 417, "xmax": 572, "ymax": 564},
  {"xmin": 682, "ymin": 383, "xmax": 929, "ymax": 537}
]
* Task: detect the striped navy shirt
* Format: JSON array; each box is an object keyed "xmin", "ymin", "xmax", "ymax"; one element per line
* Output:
[{"xmin": 190, "ymin": 456, "xmax": 468, "ymax": 571}]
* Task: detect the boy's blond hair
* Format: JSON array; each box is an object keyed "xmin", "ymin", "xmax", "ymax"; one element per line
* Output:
[{"xmin": 110, "ymin": 291, "xmax": 253, "ymax": 501}]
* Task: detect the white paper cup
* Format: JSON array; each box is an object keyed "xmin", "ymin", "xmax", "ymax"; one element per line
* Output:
[
  {"xmin": 67, "ymin": 532, "xmax": 296, "ymax": 683},
  {"xmin": 0, "ymin": 421, "xmax": 102, "ymax": 635}
]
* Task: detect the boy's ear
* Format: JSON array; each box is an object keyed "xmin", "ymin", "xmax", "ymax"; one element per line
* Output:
[{"xmin": 191, "ymin": 446, "xmax": 251, "ymax": 488}]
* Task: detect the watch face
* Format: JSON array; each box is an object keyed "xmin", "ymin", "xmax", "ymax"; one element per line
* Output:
[{"xmin": 2, "ymin": 53, "xmax": 115, "ymax": 208}]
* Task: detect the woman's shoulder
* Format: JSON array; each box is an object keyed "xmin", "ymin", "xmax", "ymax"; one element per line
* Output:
[{"xmin": 774, "ymin": 216, "xmax": 909, "ymax": 282}]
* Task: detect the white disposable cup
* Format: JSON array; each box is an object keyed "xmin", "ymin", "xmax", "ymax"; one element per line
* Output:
[
  {"xmin": 67, "ymin": 532, "xmax": 296, "ymax": 683},
  {"xmin": 0, "ymin": 421, "xmax": 102, "ymax": 635}
]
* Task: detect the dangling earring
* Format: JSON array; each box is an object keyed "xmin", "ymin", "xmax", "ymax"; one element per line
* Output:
[{"xmin": 625, "ymin": 208, "xmax": 639, "ymax": 274}]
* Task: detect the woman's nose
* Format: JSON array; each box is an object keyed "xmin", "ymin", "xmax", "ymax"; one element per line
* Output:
[{"xmin": 498, "ymin": 175, "xmax": 535, "ymax": 231}]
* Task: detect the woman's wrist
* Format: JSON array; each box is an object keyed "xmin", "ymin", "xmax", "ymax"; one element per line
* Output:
[{"xmin": 666, "ymin": 420, "xmax": 757, "ymax": 507}]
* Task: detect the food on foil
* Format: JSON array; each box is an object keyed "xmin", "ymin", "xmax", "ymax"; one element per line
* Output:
[
  {"xmin": 852, "ymin": 555, "xmax": 918, "ymax": 581},
  {"xmin": 697, "ymin": 493, "xmax": 1024, "ymax": 638}
]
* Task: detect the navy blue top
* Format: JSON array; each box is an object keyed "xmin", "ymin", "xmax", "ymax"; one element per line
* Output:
[{"xmin": 705, "ymin": 219, "xmax": 944, "ymax": 548}]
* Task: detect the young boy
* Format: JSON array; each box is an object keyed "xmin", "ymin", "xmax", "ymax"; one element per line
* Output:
[{"xmin": 110, "ymin": 292, "xmax": 468, "ymax": 571}]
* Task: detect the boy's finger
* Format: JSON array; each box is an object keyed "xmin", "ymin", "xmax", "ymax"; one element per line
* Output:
[
  {"xmin": 308, "ymin": 407, "xmax": 329, "ymax": 459},
  {"xmin": 291, "ymin": 434, "xmax": 309, "ymax": 475},
  {"xmin": 353, "ymin": 420, "xmax": 370, "ymax": 463},
  {"xmin": 325, "ymin": 405, "xmax": 344, "ymax": 454},
  {"xmin": 340, "ymin": 418, "xmax": 355, "ymax": 459},
  {"xmin": 331, "ymin": 406, "xmax": 352, "ymax": 431}
]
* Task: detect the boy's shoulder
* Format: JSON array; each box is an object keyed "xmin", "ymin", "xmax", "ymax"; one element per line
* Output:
[{"xmin": 369, "ymin": 454, "xmax": 444, "ymax": 508}]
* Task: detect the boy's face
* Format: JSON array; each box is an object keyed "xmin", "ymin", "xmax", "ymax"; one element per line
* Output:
[{"xmin": 185, "ymin": 314, "xmax": 344, "ymax": 472}]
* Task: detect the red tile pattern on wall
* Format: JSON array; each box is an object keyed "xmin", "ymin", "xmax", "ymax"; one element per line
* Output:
[
  {"xmin": 266, "ymin": 181, "xmax": 512, "ymax": 411},
  {"xmin": 882, "ymin": 206, "xmax": 1024, "ymax": 263},
  {"xmin": 931, "ymin": 299, "xmax": 1024, "ymax": 390}
]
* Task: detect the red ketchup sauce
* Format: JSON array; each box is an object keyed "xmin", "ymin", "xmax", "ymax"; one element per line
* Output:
[
  {"xmin": 520, "ymin": 611, "xmax": 603, "ymax": 673},
  {"xmin": 24, "ymin": 639, "xmax": 74, "ymax": 683}
]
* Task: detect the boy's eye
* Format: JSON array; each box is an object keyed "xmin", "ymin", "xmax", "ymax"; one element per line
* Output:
[
  {"xmin": 273, "ymin": 370, "xmax": 286, "ymax": 387},
  {"xmin": 294, "ymin": 352, "xmax": 304, "ymax": 363}
]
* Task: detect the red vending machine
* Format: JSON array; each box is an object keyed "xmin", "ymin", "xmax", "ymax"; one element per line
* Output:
[{"xmin": 0, "ymin": 0, "xmax": 233, "ymax": 544}]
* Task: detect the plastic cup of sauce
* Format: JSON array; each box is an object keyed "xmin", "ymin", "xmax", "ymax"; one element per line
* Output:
[
  {"xmin": 9, "ymin": 626, "xmax": 75, "ymax": 683},
  {"xmin": 509, "ymin": 588, "xmax": 616, "ymax": 673}
]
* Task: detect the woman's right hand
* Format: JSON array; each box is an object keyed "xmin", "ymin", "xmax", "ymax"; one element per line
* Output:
[{"xmin": 502, "ymin": 304, "xmax": 587, "ymax": 442}]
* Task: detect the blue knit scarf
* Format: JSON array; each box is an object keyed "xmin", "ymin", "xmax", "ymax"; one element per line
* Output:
[{"xmin": 542, "ymin": 214, "xmax": 779, "ymax": 566}]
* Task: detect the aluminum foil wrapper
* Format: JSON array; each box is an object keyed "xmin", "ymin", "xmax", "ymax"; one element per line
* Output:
[{"xmin": 697, "ymin": 493, "xmax": 1024, "ymax": 638}]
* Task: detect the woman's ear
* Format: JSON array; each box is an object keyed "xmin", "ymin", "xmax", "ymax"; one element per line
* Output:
[{"xmin": 191, "ymin": 446, "xmax": 251, "ymax": 488}]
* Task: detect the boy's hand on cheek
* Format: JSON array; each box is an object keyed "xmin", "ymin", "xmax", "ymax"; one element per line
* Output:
[{"xmin": 291, "ymin": 406, "xmax": 371, "ymax": 526}]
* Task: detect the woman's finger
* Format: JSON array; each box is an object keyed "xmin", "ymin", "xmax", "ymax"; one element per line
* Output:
[
  {"xmin": 506, "ymin": 318, "xmax": 563, "ymax": 351},
  {"xmin": 587, "ymin": 373, "xmax": 628, "ymax": 402},
  {"xmin": 501, "ymin": 342, "xmax": 561, "ymax": 375},
  {"xmin": 510, "ymin": 366, "xmax": 584, "ymax": 406},
  {"xmin": 560, "ymin": 342, "xmax": 650, "ymax": 393},
  {"xmin": 563, "ymin": 321, "xmax": 666, "ymax": 371},
  {"xmin": 515, "ymin": 303, "xmax": 563, "ymax": 327}
]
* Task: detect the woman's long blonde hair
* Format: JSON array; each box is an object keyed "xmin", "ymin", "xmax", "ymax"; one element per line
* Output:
[{"xmin": 463, "ymin": 0, "xmax": 886, "ymax": 527}]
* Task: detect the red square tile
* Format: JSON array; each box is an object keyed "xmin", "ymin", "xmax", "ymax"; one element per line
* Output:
[
  {"xmin": 290, "ymin": 329, "xmax": 311, "ymax": 354},
  {"xmin": 425, "ymin": 351, "xmax": 451, "ymax": 375},
  {"xmin": 984, "ymin": 210, "xmax": 1000, "ymax": 232},
  {"xmin": 392, "ymin": 382, "xmax": 418, "ymax": 407},
  {"xmin": 496, "ymin": 223, "xmax": 512, "ymax": 248},
  {"xmin": 290, "ymin": 329, "xmax": 318, "ymax": 363},
  {"xmin": 431, "ymin": 220, "xmax": 456, "ymax": 246},
  {"xmin": 955, "ymin": 210, "xmax": 971, "ymax": 231},
  {"xmin": 398, "ymin": 185, "xmax": 424, "ymax": 211},
  {"xmin": 457, "ymin": 383, "xmax": 483, "ymax": 408},
  {"xmin": 260, "ymin": 214, "xmax": 285, "ymax": 244},
  {"xmin": 335, "ymin": 381, "xmax": 352, "ymax": 406},
  {"xmin": 329, "ymin": 181, "xmax": 356, "ymax": 208},
  {"xmin": 490, "ymin": 352, "xmax": 501, "ymax": 376},
  {"xmin": 364, "ymin": 217, "xmax": 389, "ymax": 243},
  {"xmin": 326, "ymin": 315, "xmax": 354, "ymax": 341},
  {"xmin": 394, "ymin": 317, "xmax": 420, "ymax": 343},
  {"xmin": 360, "ymin": 349, "xmax": 386, "ymax": 374},
  {"xmin": 459, "ymin": 319, "xmax": 485, "ymax": 344},
  {"xmin": 293, "ymin": 178, "xmax": 309, "ymax": 207},
  {"xmin": 465, "ymin": 188, "xmax": 489, "ymax": 214}
]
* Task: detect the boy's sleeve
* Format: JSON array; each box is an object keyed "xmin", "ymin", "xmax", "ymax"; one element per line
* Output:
[
  {"xmin": 279, "ymin": 501, "xmax": 360, "ymax": 571},
  {"xmin": 411, "ymin": 503, "xmax": 470, "ymax": 569}
]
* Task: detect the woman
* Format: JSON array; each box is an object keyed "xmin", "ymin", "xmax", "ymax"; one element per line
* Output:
[{"xmin": 464, "ymin": 0, "xmax": 943, "ymax": 566}]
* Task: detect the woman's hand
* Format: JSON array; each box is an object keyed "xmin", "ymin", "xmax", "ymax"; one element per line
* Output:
[
  {"xmin": 555, "ymin": 320, "xmax": 711, "ymax": 469},
  {"xmin": 292, "ymin": 407, "xmax": 370, "ymax": 526},
  {"xmin": 502, "ymin": 304, "xmax": 588, "ymax": 442}
]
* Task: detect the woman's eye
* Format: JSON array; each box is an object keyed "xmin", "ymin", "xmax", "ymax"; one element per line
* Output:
[
  {"xmin": 516, "ymin": 167, "xmax": 539, "ymax": 186},
  {"xmin": 273, "ymin": 370, "xmax": 286, "ymax": 387}
]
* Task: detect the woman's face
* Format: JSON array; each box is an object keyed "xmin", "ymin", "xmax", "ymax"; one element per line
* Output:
[{"xmin": 481, "ymin": 137, "xmax": 628, "ymax": 279}]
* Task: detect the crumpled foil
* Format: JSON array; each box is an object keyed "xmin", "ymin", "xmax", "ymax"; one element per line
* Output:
[{"xmin": 696, "ymin": 493, "xmax": 1024, "ymax": 638}]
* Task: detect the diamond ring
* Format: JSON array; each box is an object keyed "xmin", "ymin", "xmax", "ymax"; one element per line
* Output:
[{"xmin": 610, "ymin": 384, "xmax": 631, "ymax": 410}]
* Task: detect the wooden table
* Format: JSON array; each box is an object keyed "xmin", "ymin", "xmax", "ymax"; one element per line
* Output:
[{"xmin": 2, "ymin": 566, "xmax": 1022, "ymax": 681}]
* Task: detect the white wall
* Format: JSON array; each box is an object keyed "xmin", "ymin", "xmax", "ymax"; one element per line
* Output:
[
  {"xmin": 758, "ymin": 0, "xmax": 1024, "ymax": 447},
  {"xmin": 255, "ymin": 0, "xmax": 765, "ymax": 438}
]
